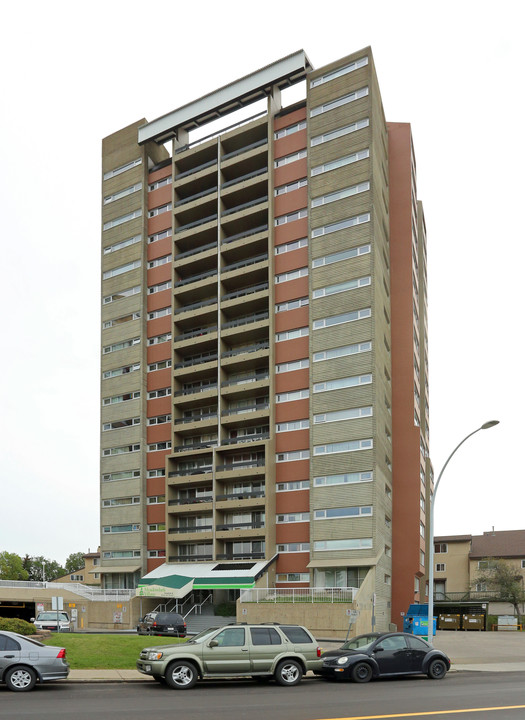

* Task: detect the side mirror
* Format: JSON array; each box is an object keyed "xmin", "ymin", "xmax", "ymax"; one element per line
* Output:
[
  {"xmin": 208, "ymin": 640, "xmax": 218, "ymax": 648},
  {"xmin": 374, "ymin": 646, "xmax": 384, "ymax": 653}
]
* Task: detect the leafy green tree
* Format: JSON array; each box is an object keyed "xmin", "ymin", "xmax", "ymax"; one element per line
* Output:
[
  {"xmin": 475, "ymin": 558, "xmax": 525, "ymax": 623},
  {"xmin": 25, "ymin": 556, "xmax": 66, "ymax": 582},
  {"xmin": 65, "ymin": 552, "xmax": 85, "ymax": 574},
  {"xmin": 0, "ymin": 551, "xmax": 29, "ymax": 580}
]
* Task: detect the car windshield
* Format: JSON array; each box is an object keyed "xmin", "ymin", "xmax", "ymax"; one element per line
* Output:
[
  {"xmin": 184, "ymin": 627, "xmax": 220, "ymax": 644},
  {"xmin": 340, "ymin": 634, "xmax": 379, "ymax": 652},
  {"xmin": 37, "ymin": 612, "xmax": 69, "ymax": 621}
]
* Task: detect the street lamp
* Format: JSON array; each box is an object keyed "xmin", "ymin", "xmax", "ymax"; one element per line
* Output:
[{"xmin": 427, "ymin": 420, "xmax": 499, "ymax": 645}]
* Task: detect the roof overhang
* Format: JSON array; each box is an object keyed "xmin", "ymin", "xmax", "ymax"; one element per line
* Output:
[
  {"xmin": 136, "ymin": 557, "xmax": 277, "ymax": 598},
  {"xmin": 138, "ymin": 50, "xmax": 313, "ymax": 145},
  {"xmin": 96, "ymin": 565, "xmax": 141, "ymax": 574}
]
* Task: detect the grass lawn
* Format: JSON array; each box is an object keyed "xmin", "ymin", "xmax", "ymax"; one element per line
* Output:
[{"xmin": 41, "ymin": 634, "xmax": 186, "ymax": 669}]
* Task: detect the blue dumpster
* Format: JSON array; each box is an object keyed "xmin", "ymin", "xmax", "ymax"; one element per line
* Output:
[{"xmin": 403, "ymin": 604, "xmax": 436, "ymax": 636}]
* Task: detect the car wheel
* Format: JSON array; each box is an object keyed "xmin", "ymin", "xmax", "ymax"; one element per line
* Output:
[
  {"xmin": 427, "ymin": 658, "xmax": 447, "ymax": 680},
  {"xmin": 274, "ymin": 659, "xmax": 302, "ymax": 686},
  {"xmin": 165, "ymin": 661, "xmax": 198, "ymax": 689},
  {"xmin": 5, "ymin": 666, "xmax": 37, "ymax": 692},
  {"xmin": 351, "ymin": 662, "xmax": 373, "ymax": 683}
]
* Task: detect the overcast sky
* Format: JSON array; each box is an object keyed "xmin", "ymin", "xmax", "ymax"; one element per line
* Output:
[{"xmin": 0, "ymin": 1, "xmax": 521, "ymax": 565}]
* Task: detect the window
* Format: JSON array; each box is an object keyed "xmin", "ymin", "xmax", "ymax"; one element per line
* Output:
[
  {"xmin": 276, "ymin": 419, "xmax": 309, "ymax": 433},
  {"xmin": 314, "ymin": 406, "xmax": 372, "ymax": 424},
  {"xmin": 103, "ymin": 550, "xmax": 141, "ymax": 559},
  {"xmin": 312, "ymin": 213, "xmax": 370, "ymax": 238},
  {"xmin": 102, "ymin": 362, "xmax": 140, "ymax": 380},
  {"xmin": 420, "ymin": 522, "xmax": 425, "ymax": 538},
  {"xmin": 102, "ymin": 470, "xmax": 139, "ymax": 483},
  {"xmin": 103, "ymin": 234, "xmax": 142, "ymax": 255},
  {"xmin": 103, "ymin": 524, "xmax": 140, "ymax": 533},
  {"xmin": 102, "ymin": 496, "xmax": 140, "ymax": 507},
  {"xmin": 103, "ymin": 209, "xmax": 142, "ymax": 231},
  {"xmin": 148, "ymin": 254, "xmax": 172, "ymax": 269},
  {"xmin": 310, "ymin": 56, "xmax": 368, "ymax": 88},
  {"xmin": 70, "ymin": 574, "xmax": 84, "ymax": 581},
  {"xmin": 276, "ymin": 388, "xmax": 309, "ymax": 403},
  {"xmin": 420, "ymin": 550, "xmax": 425, "ymax": 565},
  {"xmin": 521, "ymin": 560, "xmax": 525, "ymax": 569},
  {"xmin": 103, "ymin": 311, "xmax": 140, "ymax": 329},
  {"xmin": 148, "ymin": 441, "xmax": 171, "ymax": 452},
  {"xmin": 148, "ymin": 332, "xmax": 172, "ymax": 346},
  {"xmin": 102, "ymin": 391, "xmax": 140, "ymax": 406},
  {"xmin": 104, "ymin": 157, "xmax": 141, "ymax": 180},
  {"xmin": 276, "ymin": 450, "xmax": 309, "ymax": 463},
  {"xmin": 147, "ymin": 414, "xmax": 171, "ymax": 425},
  {"xmin": 436, "ymin": 563, "xmax": 446, "ymax": 572},
  {"xmin": 275, "ymin": 208, "xmax": 307, "ymax": 226},
  {"xmin": 312, "ymin": 183, "xmax": 370, "ymax": 210},
  {"xmin": 315, "ymin": 506, "xmax": 372, "ymax": 520},
  {"xmin": 149, "ymin": 176, "xmax": 172, "ymax": 191},
  {"xmin": 313, "ymin": 276, "xmax": 371, "ymax": 299},
  {"xmin": 213, "ymin": 628, "xmax": 245, "ymax": 647},
  {"xmin": 276, "ymin": 358, "xmax": 309, "ymax": 374},
  {"xmin": 104, "ymin": 182, "xmax": 142, "ymax": 205},
  {"xmin": 277, "ymin": 513, "xmax": 309, "ymax": 523},
  {"xmin": 275, "ymin": 267, "xmax": 308, "ymax": 284},
  {"xmin": 103, "ymin": 337, "xmax": 140, "ymax": 354},
  {"xmin": 311, "ymin": 148, "xmax": 369, "ymax": 177},
  {"xmin": 147, "ymin": 388, "xmax": 171, "ymax": 399},
  {"xmin": 311, "ymin": 119, "xmax": 369, "ymax": 147},
  {"xmin": 276, "ymin": 326, "xmax": 308, "ymax": 342},
  {"xmin": 103, "ymin": 259, "xmax": 141, "ymax": 280},
  {"xmin": 148, "ymin": 550, "xmax": 166, "ymax": 558},
  {"xmin": 147, "ymin": 469, "xmax": 165, "ymax": 478},
  {"xmin": 147, "ymin": 495, "xmax": 166, "ymax": 504},
  {"xmin": 277, "ymin": 481, "xmax": 309, "ymax": 493},
  {"xmin": 275, "ymin": 178, "xmax": 307, "ymax": 196},
  {"xmin": 148, "ymin": 280, "xmax": 172, "ymax": 294},
  {"xmin": 102, "ymin": 444, "xmax": 140, "ymax": 456},
  {"xmin": 314, "ymin": 439, "xmax": 373, "ymax": 456},
  {"xmin": 148, "ymin": 307, "xmax": 172, "ymax": 320},
  {"xmin": 313, "ymin": 373, "xmax": 372, "ymax": 393},
  {"xmin": 276, "ymin": 573, "xmax": 310, "ymax": 582},
  {"xmin": 310, "ymin": 86, "xmax": 369, "ymax": 117},
  {"xmin": 314, "ymin": 538, "xmax": 372, "ymax": 551},
  {"xmin": 103, "ymin": 285, "xmax": 141, "ymax": 304},
  {"xmin": 102, "ymin": 417, "xmax": 140, "ymax": 431},
  {"xmin": 275, "ymin": 237, "xmax": 308, "ymax": 255},
  {"xmin": 313, "ymin": 308, "xmax": 371, "ymax": 330},
  {"xmin": 275, "ymin": 297, "xmax": 309, "ymax": 313},
  {"xmin": 148, "ymin": 359, "xmax": 172, "ymax": 372},
  {"xmin": 148, "ymin": 202, "xmax": 172, "ymax": 218},
  {"xmin": 434, "ymin": 543, "xmax": 448, "ymax": 554},
  {"xmin": 250, "ymin": 627, "xmax": 282, "ymax": 645},
  {"xmin": 277, "ymin": 542, "xmax": 310, "ymax": 552},
  {"xmin": 313, "ymin": 341, "xmax": 371, "ymax": 363},
  {"xmin": 274, "ymin": 149, "xmax": 307, "ymax": 168},
  {"xmin": 312, "ymin": 243, "xmax": 371, "ymax": 269},
  {"xmin": 274, "ymin": 120, "xmax": 307, "ymax": 139},
  {"xmin": 314, "ymin": 471, "xmax": 373, "ymax": 487},
  {"xmin": 477, "ymin": 560, "xmax": 496, "ymax": 570},
  {"xmin": 148, "ymin": 523, "xmax": 166, "ymax": 532}
]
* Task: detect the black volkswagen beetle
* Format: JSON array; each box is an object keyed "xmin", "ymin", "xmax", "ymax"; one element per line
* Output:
[{"xmin": 319, "ymin": 632, "xmax": 450, "ymax": 683}]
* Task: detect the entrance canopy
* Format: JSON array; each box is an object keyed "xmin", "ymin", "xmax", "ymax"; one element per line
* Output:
[{"xmin": 136, "ymin": 558, "xmax": 276, "ymax": 598}]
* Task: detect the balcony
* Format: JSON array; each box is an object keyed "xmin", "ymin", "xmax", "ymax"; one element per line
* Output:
[
  {"xmin": 216, "ymin": 490, "xmax": 265, "ymax": 501},
  {"xmin": 169, "ymin": 554, "xmax": 213, "ymax": 562},
  {"xmin": 216, "ymin": 552, "xmax": 265, "ymax": 560},
  {"xmin": 173, "ymin": 298, "xmax": 217, "ymax": 316},
  {"xmin": 221, "ymin": 371, "xmax": 268, "ymax": 387},
  {"xmin": 173, "ymin": 383, "xmax": 218, "ymax": 398},
  {"xmin": 172, "ymin": 441, "xmax": 217, "ymax": 453},
  {"xmin": 221, "ymin": 433, "xmax": 269, "ymax": 446},
  {"xmin": 221, "ymin": 138, "xmax": 267, "ymax": 162},
  {"xmin": 175, "ymin": 241, "xmax": 217, "ymax": 261},
  {"xmin": 222, "ymin": 224, "xmax": 268, "ymax": 245},
  {"xmin": 221, "ymin": 283, "xmax": 268, "ymax": 303},
  {"xmin": 221, "ymin": 342, "xmax": 269, "ymax": 359},
  {"xmin": 216, "ymin": 521, "xmax": 265, "ymax": 531},
  {"xmin": 173, "ymin": 412, "xmax": 217, "ymax": 426},
  {"xmin": 168, "ymin": 495, "xmax": 214, "ymax": 506},
  {"xmin": 216, "ymin": 459, "xmax": 265, "ymax": 472},
  {"xmin": 221, "ymin": 402, "xmax": 270, "ymax": 417},
  {"xmin": 222, "ymin": 195, "xmax": 268, "ymax": 218},
  {"xmin": 168, "ymin": 525, "xmax": 213, "ymax": 534},
  {"xmin": 173, "ymin": 325, "xmax": 218, "ymax": 343},
  {"xmin": 222, "ymin": 254, "xmax": 268, "ymax": 275},
  {"xmin": 174, "ymin": 186, "xmax": 218, "ymax": 208},
  {"xmin": 175, "ymin": 213, "xmax": 218, "ymax": 235},
  {"xmin": 175, "ymin": 157, "xmax": 217, "ymax": 181},
  {"xmin": 174, "ymin": 354, "xmax": 218, "ymax": 370},
  {"xmin": 221, "ymin": 166, "xmax": 267, "ymax": 190},
  {"xmin": 168, "ymin": 466, "xmax": 213, "ymax": 478},
  {"xmin": 174, "ymin": 268, "xmax": 217, "ymax": 288}
]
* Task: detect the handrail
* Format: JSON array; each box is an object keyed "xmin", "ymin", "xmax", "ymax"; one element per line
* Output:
[
  {"xmin": 221, "ymin": 342, "xmax": 269, "ymax": 358},
  {"xmin": 173, "ymin": 298, "xmax": 217, "ymax": 315},
  {"xmin": 222, "ymin": 254, "xmax": 268, "ymax": 274},
  {"xmin": 221, "ymin": 372, "xmax": 268, "ymax": 387},
  {"xmin": 173, "ymin": 325, "xmax": 217, "ymax": 342},
  {"xmin": 222, "ymin": 195, "xmax": 268, "ymax": 217},
  {"xmin": 221, "ymin": 403, "xmax": 269, "ymax": 416},
  {"xmin": 173, "ymin": 412, "xmax": 217, "ymax": 424},
  {"xmin": 221, "ymin": 433, "xmax": 269, "ymax": 445},
  {"xmin": 168, "ymin": 525, "xmax": 213, "ymax": 534},
  {"xmin": 217, "ymin": 521, "xmax": 265, "ymax": 530},
  {"xmin": 174, "ymin": 268, "xmax": 216, "ymax": 288},
  {"xmin": 173, "ymin": 384, "xmax": 217, "ymax": 397},
  {"xmin": 222, "ymin": 224, "xmax": 268, "ymax": 245},
  {"xmin": 221, "ymin": 166, "xmax": 267, "ymax": 189},
  {"xmin": 168, "ymin": 466, "xmax": 212, "ymax": 477},
  {"xmin": 172, "ymin": 441, "xmax": 217, "ymax": 453},
  {"xmin": 175, "ymin": 241, "xmax": 217, "ymax": 260},
  {"xmin": 175, "ymin": 213, "xmax": 217, "ymax": 234},
  {"xmin": 174, "ymin": 355, "xmax": 218, "ymax": 369},
  {"xmin": 221, "ymin": 312, "xmax": 268, "ymax": 330},
  {"xmin": 216, "ymin": 490, "xmax": 265, "ymax": 501},
  {"xmin": 174, "ymin": 186, "xmax": 217, "ymax": 208},
  {"xmin": 168, "ymin": 495, "xmax": 214, "ymax": 506},
  {"xmin": 216, "ymin": 459, "xmax": 265, "ymax": 471},
  {"xmin": 221, "ymin": 283, "xmax": 268, "ymax": 302},
  {"xmin": 221, "ymin": 138, "xmax": 267, "ymax": 161},
  {"xmin": 175, "ymin": 158, "xmax": 217, "ymax": 180},
  {"xmin": 183, "ymin": 593, "xmax": 213, "ymax": 619}
]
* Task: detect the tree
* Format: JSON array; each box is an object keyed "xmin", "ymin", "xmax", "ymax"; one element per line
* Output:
[
  {"xmin": 65, "ymin": 552, "xmax": 85, "ymax": 574},
  {"xmin": 475, "ymin": 558, "xmax": 525, "ymax": 623},
  {"xmin": 0, "ymin": 551, "xmax": 29, "ymax": 580},
  {"xmin": 24, "ymin": 556, "xmax": 66, "ymax": 582}
]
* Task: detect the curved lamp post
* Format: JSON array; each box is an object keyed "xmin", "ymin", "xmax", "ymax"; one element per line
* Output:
[{"xmin": 427, "ymin": 420, "xmax": 499, "ymax": 645}]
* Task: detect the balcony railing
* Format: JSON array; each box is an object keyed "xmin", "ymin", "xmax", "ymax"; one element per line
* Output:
[
  {"xmin": 222, "ymin": 196, "xmax": 268, "ymax": 218},
  {"xmin": 168, "ymin": 525, "xmax": 213, "ymax": 534},
  {"xmin": 239, "ymin": 588, "xmax": 358, "ymax": 604},
  {"xmin": 175, "ymin": 213, "xmax": 218, "ymax": 234},
  {"xmin": 221, "ymin": 433, "xmax": 269, "ymax": 445},
  {"xmin": 175, "ymin": 158, "xmax": 217, "ymax": 180},
  {"xmin": 222, "ymin": 254, "xmax": 268, "ymax": 274},
  {"xmin": 216, "ymin": 552, "xmax": 266, "ymax": 560},
  {"xmin": 175, "ymin": 241, "xmax": 218, "ymax": 260},
  {"xmin": 174, "ymin": 186, "xmax": 218, "ymax": 208},
  {"xmin": 173, "ymin": 383, "xmax": 217, "ymax": 397},
  {"xmin": 174, "ymin": 268, "xmax": 216, "ymax": 288},
  {"xmin": 221, "ymin": 138, "xmax": 267, "ymax": 162},
  {"xmin": 173, "ymin": 412, "xmax": 217, "ymax": 425},
  {"xmin": 222, "ymin": 403, "xmax": 269, "ymax": 416},
  {"xmin": 174, "ymin": 354, "xmax": 218, "ymax": 370},
  {"xmin": 216, "ymin": 521, "xmax": 265, "ymax": 531},
  {"xmin": 221, "ymin": 342, "xmax": 269, "ymax": 359},
  {"xmin": 173, "ymin": 298, "xmax": 217, "ymax": 315},
  {"xmin": 168, "ymin": 496, "xmax": 214, "ymax": 506},
  {"xmin": 168, "ymin": 467, "xmax": 213, "ymax": 477},
  {"xmin": 216, "ymin": 490, "xmax": 265, "ymax": 501},
  {"xmin": 222, "ymin": 224, "xmax": 268, "ymax": 245},
  {"xmin": 221, "ymin": 312, "xmax": 269, "ymax": 331},
  {"xmin": 222, "ymin": 372, "xmax": 269, "ymax": 387},
  {"xmin": 221, "ymin": 282, "xmax": 268, "ymax": 302},
  {"xmin": 433, "ymin": 590, "xmax": 501, "ymax": 602},
  {"xmin": 221, "ymin": 166, "xmax": 267, "ymax": 190},
  {"xmin": 216, "ymin": 459, "xmax": 265, "ymax": 471},
  {"xmin": 172, "ymin": 441, "xmax": 217, "ymax": 453},
  {"xmin": 173, "ymin": 325, "xmax": 217, "ymax": 343},
  {"xmin": 169, "ymin": 555, "xmax": 213, "ymax": 562}
]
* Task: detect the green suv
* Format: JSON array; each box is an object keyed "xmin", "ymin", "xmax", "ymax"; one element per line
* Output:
[{"xmin": 136, "ymin": 622, "xmax": 322, "ymax": 689}]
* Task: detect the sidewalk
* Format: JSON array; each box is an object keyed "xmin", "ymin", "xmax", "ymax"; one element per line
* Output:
[{"xmin": 66, "ymin": 631, "xmax": 525, "ymax": 682}]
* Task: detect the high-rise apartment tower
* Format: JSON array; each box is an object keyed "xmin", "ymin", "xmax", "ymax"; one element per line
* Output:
[{"xmin": 99, "ymin": 47, "xmax": 431, "ymax": 630}]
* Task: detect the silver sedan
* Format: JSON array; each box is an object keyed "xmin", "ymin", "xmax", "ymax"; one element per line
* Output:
[{"xmin": 0, "ymin": 630, "xmax": 70, "ymax": 691}]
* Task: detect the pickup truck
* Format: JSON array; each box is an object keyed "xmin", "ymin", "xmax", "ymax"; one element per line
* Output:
[{"xmin": 32, "ymin": 611, "xmax": 71, "ymax": 632}]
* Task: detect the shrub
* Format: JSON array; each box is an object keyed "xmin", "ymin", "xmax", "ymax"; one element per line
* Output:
[
  {"xmin": 0, "ymin": 617, "xmax": 37, "ymax": 635},
  {"xmin": 214, "ymin": 602, "xmax": 236, "ymax": 617}
]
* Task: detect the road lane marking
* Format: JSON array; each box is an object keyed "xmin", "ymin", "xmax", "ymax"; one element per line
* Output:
[{"xmin": 316, "ymin": 705, "xmax": 525, "ymax": 719}]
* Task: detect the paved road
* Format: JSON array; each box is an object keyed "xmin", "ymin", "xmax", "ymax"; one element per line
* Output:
[{"xmin": 2, "ymin": 671, "xmax": 525, "ymax": 720}]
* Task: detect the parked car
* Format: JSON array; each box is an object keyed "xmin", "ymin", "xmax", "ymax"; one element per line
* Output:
[
  {"xmin": 31, "ymin": 611, "xmax": 71, "ymax": 633},
  {"xmin": 0, "ymin": 630, "xmax": 70, "ymax": 692},
  {"xmin": 137, "ymin": 622, "xmax": 323, "ymax": 689},
  {"xmin": 137, "ymin": 612, "xmax": 186, "ymax": 637},
  {"xmin": 319, "ymin": 632, "xmax": 450, "ymax": 683}
]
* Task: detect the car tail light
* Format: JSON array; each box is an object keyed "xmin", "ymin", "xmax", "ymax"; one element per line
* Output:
[
  {"xmin": 56, "ymin": 648, "xmax": 66, "ymax": 659},
  {"xmin": 184, "ymin": 622, "xmax": 187, "ymax": 628},
  {"xmin": 152, "ymin": 622, "xmax": 157, "ymax": 626},
  {"xmin": 317, "ymin": 647, "xmax": 322, "ymax": 658}
]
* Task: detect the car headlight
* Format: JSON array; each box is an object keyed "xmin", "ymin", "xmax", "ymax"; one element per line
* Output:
[
  {"xmin": 337, "ymin": 656, "xmax": 349, "ymax": 665},
  {"xmin": 147, "ymin": 651, "xmax": 163, "ymax": 661}
]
